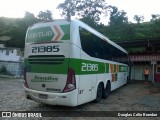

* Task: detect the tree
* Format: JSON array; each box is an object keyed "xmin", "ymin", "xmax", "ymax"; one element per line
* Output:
[
  {"xmin": 133, "ymin": 15, "xmax": 144, "ymax": 24},
  {"xmin": 24, "ymin": 12, "xmax": 35, "ymax": 19},
  {"xmin": 6, "ymin": 27, "xmax": 25, "ymax": 48},
  {"xmin": 0, "ymin": 21, "xmax": 9, "ymax": 35},
  {"xmin": 23, "ymin": 11, "xmax": 37, "ymax": 27},
  {"xmin": 37, "ymin": 10, "xmax": 53, "ymax": 21},
  {"xmin": 58, "ymin": 0, "xmax": 108, "ymax": 23},
  {"xmin": 15, "ymin": 11, "xmax": 37, "ymax": 29},
  {"xmin": 150, "ymin": 14, "xmax": 160, "ymax": 38},
  {"xmin": 77, "ymin": 0, "xmax": 108, "ymax": 22},
  {"xmin": 80, "ymin": 16, "xmax": 102, "ymax": 29},
  {"xmin": 108, "ymin": 6, "xmax": 128, "ymax": 26},
  {"xmin": 57, "ymin": 0, "xmax": 77, "ymax": 20},
  {"xmin": 150, "ymin": 14, "xmax": 160, "ymax": 22},
  {"xmin": 1, "ymin": 12, "xmax": 37, "ymax": 48}
]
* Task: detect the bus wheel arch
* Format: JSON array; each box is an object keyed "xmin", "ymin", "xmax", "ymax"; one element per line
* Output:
[
  {"xmin": 102, "ymin": 80, "xmax": 111, "ymax": 99},
  {"xmin": 94, "ymin": 82, "xmax": 103, "ymax": 103}
]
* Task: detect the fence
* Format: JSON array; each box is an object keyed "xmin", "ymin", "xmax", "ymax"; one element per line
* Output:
[{"xmin": 0, "ymin": 61, "xmax": 23, "ymax": 78}]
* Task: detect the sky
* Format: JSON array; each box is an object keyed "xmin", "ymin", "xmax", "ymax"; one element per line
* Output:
[{"xmin": 0, "ymin": 0, "xmax": 160, "ymax": 23}]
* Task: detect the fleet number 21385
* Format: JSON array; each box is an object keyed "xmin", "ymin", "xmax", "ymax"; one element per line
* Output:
[
  {"xmin": 81, "ymin": 63, "xmax": 98, "ymax": 71},
  {"xmin": 32, "ymin": 45, "xmax": 59, "ymax": 53}
]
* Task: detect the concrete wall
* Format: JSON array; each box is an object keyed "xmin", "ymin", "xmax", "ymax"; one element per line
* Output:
[
  {"xmin": 131, "ymin": 65, "xmax": 153, "ymax": 81},
  {"xmin": 0, "ymin": 49, "xmax": 20, "ymax": 61}
]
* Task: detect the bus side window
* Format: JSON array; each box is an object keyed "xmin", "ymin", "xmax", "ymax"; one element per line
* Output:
[{"xmin": 79, "ymin": 26, "xmax": 128, "ymax": 63}]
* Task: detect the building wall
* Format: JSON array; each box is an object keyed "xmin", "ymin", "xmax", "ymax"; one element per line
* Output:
[
  {"xmin": 131, "ymin": 65, "xmax": 153, "ymax": 81},
  {"xmin": 0, "ymin": 47, "xmax": 23, "ymax": 77},
  {"xmin": 0, "ymin": 49, "xmax": 20, "ymax": 61}
]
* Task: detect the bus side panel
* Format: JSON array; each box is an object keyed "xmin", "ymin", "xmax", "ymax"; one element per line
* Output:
[
  {"xmin": 68, "ymin": 43, "xmax": 81, "ymax": 106},
  {"xmin": 78, "ymin": 74, "xmax": 93, "ymax": 104},
  {"xmin": 77, "ymin": 51, "xmax": 93, "ymax": 105},
  {"xmin": 91, "ymin": 74, "xmax": 97, "ymax": 100},
  {"xmin": 77, "ymin": 53, "xmax": 108, "ymax": 104},
  {"xmin": 116, "ymin": 65, "xmax": 128, "ymax": 88},
  {"xmin": 110, "ymin": 64, "xmax": 128, "ymax": 91},
  {"xmin": 91, "ymin": 62, "xmax": 106, "ymax": 101}
]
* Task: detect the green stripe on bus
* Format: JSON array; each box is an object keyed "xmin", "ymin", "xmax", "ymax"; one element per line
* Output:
[
  {"xmin": 114, "ymin": 64, "xmax": 117, "ymax": 72},
  {"xmin": 24, "ymin": 58, "xmax": 69, "ymax": 74},
  {"xmin": 105, "ymin": 63, "xmax": 109, "ymax": 73},
  {"xmin": 69, "ymin": 58, "xmax": 107, "ymax": 75},
  {"xmin": 119, "ymin": 65, "xmax": 128, "ymax": 72},
  {"xmin": 60, "ymin": 25, "xmax": 70, "ymax": 40},
  {"xmin": 24, "ymin": 58, "xmax": 127, "ymax": 74}
]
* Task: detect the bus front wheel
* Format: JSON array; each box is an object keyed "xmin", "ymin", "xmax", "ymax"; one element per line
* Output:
[{"xmin": 94, "ymin": 83, "xmax": 103, "ymax": 103}]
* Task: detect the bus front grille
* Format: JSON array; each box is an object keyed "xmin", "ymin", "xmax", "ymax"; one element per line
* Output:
[{"xmin": 28, "ymin": 55, "xmax": 65, "ymax": 64}]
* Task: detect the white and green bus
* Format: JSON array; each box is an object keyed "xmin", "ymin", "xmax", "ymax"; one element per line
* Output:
[{"xmin": 24, "ymin": 19, "xmax": 129, "ymax": 106}]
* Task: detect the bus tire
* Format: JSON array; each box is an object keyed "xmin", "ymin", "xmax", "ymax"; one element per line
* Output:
[
  {"xmin": 102, "ymin": 82, "xmax": 110, "ymax": 99},
  {"xmin": 94, "ymin": 83, "xmax": 102, "ymax": 103}
]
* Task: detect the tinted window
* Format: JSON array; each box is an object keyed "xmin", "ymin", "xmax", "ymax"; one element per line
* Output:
[{"xmin": 79, "ymin": 27, "xmax": 128, "ymax": 64}]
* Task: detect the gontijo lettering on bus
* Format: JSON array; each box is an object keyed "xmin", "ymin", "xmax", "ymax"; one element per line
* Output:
[
  {"xmin": 26, "ymin": 25, "xmax": 70, "ymax": 43},
  {"xmin": 31, "ymin": 75, "xmax": 58, "ymax": 82}
]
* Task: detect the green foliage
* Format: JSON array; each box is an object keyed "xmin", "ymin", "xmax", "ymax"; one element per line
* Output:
[
  {"xmin": 57, "ymin": 0, "xmax": 77, "ymax": 20},
  {"xmin": 108, "ymin": 5, "xmax": 128, "ymax": 26},
  {"xmin": 0, "ymin": 10, "xmax": 53, "ymax": 48},
  {"xmin": 0, "ymin": 65, "xmax": 12, "ymax": 75},
  {"xmin": 104, "ymin": 23, "xmax": 136, "ymax": 41},
  {"xmin": 58, "ymin": 0, "xmax": 108, "ymax": 22},
  {"xmin": 37, "ymin": 10, "xmax": 53, "ymax": 21},
  {"xmin": 104, "ymin": 20, "xmax": 160, "ymax": 42},
  {"xmin": 133, "ymin": 15, "xmax": 144, "ymax": 24},
  {"xmin": 150, "ymin": 14, "xmax": 160, "ymax": 22},
  {"xmin": 5, "ymin": 26, "xmax": 26, "ymax": 48},
  {"xmin": 0, "ymin": 65, "xmax": 7, "ymax": 74},
  {"xmin": 127, "ymin": 47, "xmax": 145, "ymax": 54},
  {"xmin": 80, "ymin": 16, "xmax": 99, "ymax": 28},
  {"xmin": 0, "ymin": 2, "xmax": 160, "ymax": 52}
]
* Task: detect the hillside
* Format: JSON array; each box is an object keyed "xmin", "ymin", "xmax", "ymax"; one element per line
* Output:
[
  {"xmin": 0, "ymin": 17, "xmax": 160, "ymax": 49},
  {"xmin": 103, "ymin": 21, "xmax": 160, "ymax": 42},
  {"xmin": 0, "ymin": 17, "xmax": 20, "ymax": 25}
]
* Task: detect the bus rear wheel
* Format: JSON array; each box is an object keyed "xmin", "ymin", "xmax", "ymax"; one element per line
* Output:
[
  {"xmin": 102, "ymin": 82, "xmax": 110, "ymax": 99},
  {"xmin": 94, "ymin": 83, "xmax": 102, "ymax": 103}
]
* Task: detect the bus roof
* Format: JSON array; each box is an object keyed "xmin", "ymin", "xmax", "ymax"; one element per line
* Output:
[{"xmin": 27, "ymin": 19, "xmax": 128, "ymax": 54}]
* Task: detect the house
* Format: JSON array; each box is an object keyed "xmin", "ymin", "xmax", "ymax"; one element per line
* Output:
[
  {"xmin": 0, "ymin": 44, "xmax": 23, "ymax": 77},
  {"xmin": 117, "ymin": 39, "xmax": 160, "ymax": 84}
]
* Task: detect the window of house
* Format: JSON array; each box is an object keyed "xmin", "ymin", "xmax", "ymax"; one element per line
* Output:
[
  {"xmin": 6, "ymin": 50, "xmax": 9, "ymax": 55},
  {"xmin": 16, "ymin": 50, "xmax": 20, "ymax": 56}
]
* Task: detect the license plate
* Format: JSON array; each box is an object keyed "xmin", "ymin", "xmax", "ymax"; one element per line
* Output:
[{"xmin": 39, "ymin": 94, "xmax": 48, "ymax": 99}]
